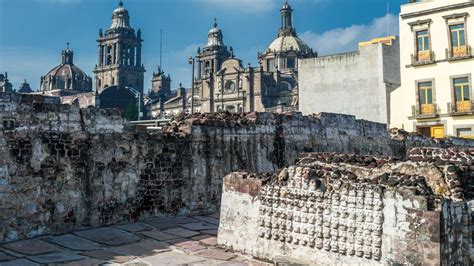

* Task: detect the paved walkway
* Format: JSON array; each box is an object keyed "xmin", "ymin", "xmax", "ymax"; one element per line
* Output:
[{"xmin": 0, "ymin": 213, "xmax": 270, "ymax": 265}]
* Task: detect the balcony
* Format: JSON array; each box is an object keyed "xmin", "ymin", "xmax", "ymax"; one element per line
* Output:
[
  {"xmin": 446, "ymin": 45, "xmax": 472, "ymax": 61},
  {"xmin": 447, "ymin": 100, "xmax": 474, "ymax": 115},
  {"xmin": 411, "ymin": 103, "xmax": 439, "ymax": 118},
  {"xmin": 411, "ymin": 50, "xmax": 435, "ymax": 66}
]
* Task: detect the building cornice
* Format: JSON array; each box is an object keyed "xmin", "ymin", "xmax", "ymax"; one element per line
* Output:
[
  {"xmin": 442, "ymin": 12, "xmax": 469, "ymax": 20},
  {"xmin": 401, "ymin": 2, "xmax": 474, "ymax": 20},
  {"xmin": 408, "ymin": 19, "xmax": 432, "ymax": 27}
]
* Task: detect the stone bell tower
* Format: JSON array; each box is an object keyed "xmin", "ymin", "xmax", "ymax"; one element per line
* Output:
[{"xmin": 93, "ymin": 1, "xmax": 145, "ymax": 94}]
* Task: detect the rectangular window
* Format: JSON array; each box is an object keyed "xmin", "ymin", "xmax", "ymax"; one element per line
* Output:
[
  {"xmin": 287, "ymin": 58, "xmax": 296, "ymax": 69},
  {"xmin": 454, "ymin": 78, "xmax": 470, "ymax": 101},
  {"xmin": 416, "ymin": 30, "xmax": 430, "ymax": 52},
  {"xmin": 450, "ymin": 24, "xmax": 466, "ymax": 48},
  {"xmin": 454, "ymin": 77, "xmax": 471, "ymax": 112},
  {"xmin": 419, "ymin": 82, "xmax": 433, "ymax": 105},
  {"xmin": 457, "ymin": 128, "xmax": 474, "ymax": 139},
  {"xmin": 267, "ymin": 59, "xmax": 274, "ymax": 72},
  {"xmin": 418, "ymin": 81, "xmax": 434, "ymax": 114}
]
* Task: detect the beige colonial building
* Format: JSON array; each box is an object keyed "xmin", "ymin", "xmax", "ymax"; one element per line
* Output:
[
  {"xmin": 391, "ymin": 0, "xmax": 474, "ymax": 138},
  {"xmin": 146, "ymin": 1, "xmax": 316, "ymax": 117}
]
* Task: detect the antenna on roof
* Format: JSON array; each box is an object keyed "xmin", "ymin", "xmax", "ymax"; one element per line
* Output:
[{"xmin": 159, "ymin": 29, "xmax": 163, "ymax": 70}]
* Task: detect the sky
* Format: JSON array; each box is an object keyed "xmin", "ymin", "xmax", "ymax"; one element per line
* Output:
[{"xmin": 0, "ymin": 0, "xmax": 405, "ymax": 92}]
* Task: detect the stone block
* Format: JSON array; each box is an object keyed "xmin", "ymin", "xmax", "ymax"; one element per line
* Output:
[
  {"xmin": 0, "ymin": 258, "xmax": 39, "ymax": 266},
  {"xmin": 163, "ymin": 227, "xmax": 200, "ymax": 238},
  {"xmin": 114, "ymin": 222, "xmax": 154, "ymax": 233},
  {"xmin": 43, "ymin": 234, "xmax": 102, "ymax": 251},
  {"xmin": 1, "ymin": 239, "xmax": 57, "ymax": 255},
  {"xmin": 141, "ymin": 251, "xmax": 205, "ymax": 265},
  {"xmin": 26, "ymin": 251, "xmax": 85, "ymax": 264},
  {"xmin": 110, "ymin": 240, "xmax": 170, "ymax": 257},
  {"xmin": 194, "ymin": 249, "xmax": 236, "ymax": 261},
  {"xmin": 73, "ymin": 228, "xmax": 140, "ymax": 246},
  {"xmin": 80, "ymin": 250, "xmax": 135, "ymax": 263},
  {"xmin": 181, "ymin": 222, "xmax": 218, "ymax": 231},
  {"xmin": 62, "ymin": 258, "xmax": 107, "ymax": 266},
  {"xmin": 192, "ymin": 235, "xmax": 218, "ymax": 246},
  {"xmin": 140, "ymin": 231, "xmax": 179, "ymax": 241},
  {"xmin": 0, "ymin": 251, "xmax": 16, "ymax": 262}
]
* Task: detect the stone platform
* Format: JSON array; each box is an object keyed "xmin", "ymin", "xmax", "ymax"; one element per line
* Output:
[{"xmin": 0, "ymin": 213, "xmax": 270, "ymax": 265}]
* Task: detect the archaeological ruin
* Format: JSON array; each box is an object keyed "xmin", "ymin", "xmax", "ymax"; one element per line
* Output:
[{"xmin": 0, "ymin": 92, "xmax": 473, "ymax": 265}]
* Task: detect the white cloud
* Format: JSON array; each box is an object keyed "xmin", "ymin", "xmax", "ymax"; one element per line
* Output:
[{"xmin": 300, "ymin": 14, "xmax": 399, "ymax": 56}]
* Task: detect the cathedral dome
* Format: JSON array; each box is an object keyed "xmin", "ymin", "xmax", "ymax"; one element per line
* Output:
[
  {"xmin": 41, "ymin": 45, "xmax": 92, "ymax": 93},
  {"xmin": 110, "ymin": 1, "xmax": 131, "ymax": 29},
  {"xmin": 205, "ymin": 19, "xmax": 225, "ymax": 48},
  {"xmin": 267, "ymin": 35, "xmax": 311, "ymax": 54}
]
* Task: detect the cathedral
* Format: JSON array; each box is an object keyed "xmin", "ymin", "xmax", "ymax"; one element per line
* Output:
[
  {"xmin": 31, "ymin": 0, "xmax": 314, "ymax": 119},
  {"xmin": 147, "ymin": 1, "xmax": 316, "ymax": 117},
  {"xmin": 37, "ymin": 1, "xmax": 144, "ymax": 118}
]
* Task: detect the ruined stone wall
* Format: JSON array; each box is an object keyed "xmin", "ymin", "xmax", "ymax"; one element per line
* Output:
[
  {"xmin": 1, "ymin": 93, "xmax": 473, "ymax": 244},
  {"xmin": 218, "ymin": 150, "xmax": 473, "ymax": 265},
  {"xmin": 0, "ymin": 94, "xmax": 190, "ymax": 242}
]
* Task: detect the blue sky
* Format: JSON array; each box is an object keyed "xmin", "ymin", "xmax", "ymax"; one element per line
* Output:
[{"xmin": 0, "ymin": 0, "xmax": 405, "ymax": 91}]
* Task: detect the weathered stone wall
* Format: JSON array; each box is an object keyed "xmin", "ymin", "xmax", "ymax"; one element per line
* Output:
[
  {"xmin": 218, "ymin": 149, "xmax": 473, "ymax": 265},
  {"xmin": 0, "ymin": 93, "xmax": 190, "ymax": 242},
  {"xmin": 1, "ymin": 93, "xmax": 473, "ymax": 244}
]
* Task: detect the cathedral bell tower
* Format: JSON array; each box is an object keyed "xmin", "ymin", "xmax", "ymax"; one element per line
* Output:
[
  {"xmin": 93, "ymin": 1, "xmax": 145, "ymax": 94},
  {"xmin": 195, "ymin": 19, "xmax": 231, "ymax": 113},
  {"xmin": 279, "ymin": 1, "xmax": 296, "ymax": 37}
]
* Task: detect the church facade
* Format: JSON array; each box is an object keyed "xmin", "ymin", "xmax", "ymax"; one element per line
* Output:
[
  {"xmin": 28, "ymin": 1, "xmax": 316, "ymax": 119},
  {"xmin": 147, "ymin": 1, "xmax": 316, "ymax": 117}
]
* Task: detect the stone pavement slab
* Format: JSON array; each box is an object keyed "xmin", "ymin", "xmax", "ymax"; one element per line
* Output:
[
  {"xmin": 166, "ymin": 239, "xmax": 195, "ymax": 247},
  {"xmin": 0, "ymin": 258, "xmax": 39, "ymax": 266},
  {"xmin": 181, "ymin": 222, "xmax": 218, "ymax": 231},
  {"xmin": 114, "ymin": 222, "xmax": 154, "ymax": 233},
  {"xmin": 1, "ymin": 239, "xmax": 57, "ymax": 255},
  {"xmin": 26, "ymin": 251, "xmax": 85, "ymax": 264},
  {"xmin": 43, "ymin": 234, "xmax": 103, "ymax": 251},
  {"xmin": 140, "ymin": 230, "xmax": 179, "ymax": 241},
  {"xmin": 143, "ymin": 219, "xmax": 178, "ymax": 230},
  {"xmin": 218, "ymin": 262, "xmax": 248, "ymax": 266},
  {"xmin": 0, "ymin": 250, "xmax": 16, "ymax": 261},
  {"xmin": 201, "ymin": 229, "xmax": 218, "ymax": 236},
  {"xmin": 109, "ymin": 240, "xmax": 170, "ymax": 257},
  {"xmin": 144, "ymin": 217, "xmax": 199, "ymax": 230},
  {"xmin": 62, "ymin": 257, "xmax": 106, "ymax": 266},
  {"xmin": 179, "ymin": 242, "xmax": 206, "ymax": 252},
  {"xmin": 192, "ymin": 235, "xmax": 218, "ymax": 246},
  {"xmin": 163, "ymin": 227, "xmax": 200, "ymax": 238},
  {"xmin": 209, "ymin": 213, "xmax": 221, "ymax": 219},
  {"xmin": 194, "ymin": 215, "xmax": 220, "ymax": 225},
  {"xmin": 141, "ymin": 251, "xmax": 206, "ymax": 265},
  {"xmin": 80, "ymin": 250, "xmax": 136, "ymax": 263},
  {"xmin": 73, "ymin": 227, "xmax": 140, "ymax": 246},
  {"xmin": 195, "ymin": 249, "xmax": 236, "ymax": 261}
]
